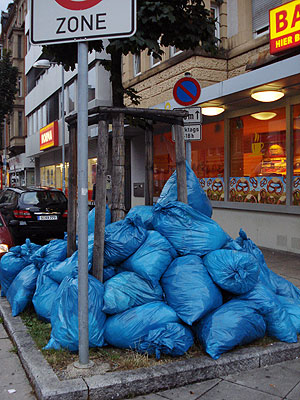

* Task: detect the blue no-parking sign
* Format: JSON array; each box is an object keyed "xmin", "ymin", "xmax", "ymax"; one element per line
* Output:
[{"xmin": 173, "ymin": 76, "xmax": 201, "ymax": 106}]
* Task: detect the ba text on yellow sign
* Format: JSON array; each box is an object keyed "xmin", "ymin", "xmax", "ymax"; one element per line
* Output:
[{"xmin": 270, "ymin": 0, "xmax": 300, "ymax": 54}]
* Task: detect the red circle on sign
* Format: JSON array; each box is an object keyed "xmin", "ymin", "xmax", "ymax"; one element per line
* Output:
[
  {"xmin": 55, "ymin": 0, "xmax": 103, "ymax": 11},
  {"xmin": 173, "ymin": 77, "xmax": 201, "ymax": 106}
]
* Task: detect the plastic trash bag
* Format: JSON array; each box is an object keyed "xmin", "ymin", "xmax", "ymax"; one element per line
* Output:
[
  {"xmin": 277, "ymin": 295, "xmax": 300, "ymax": 334},
  {"xmin": 161, "ymin": 255, "xmax": 223, "ymax": 325},
  {"xmin": 103, "ymin": 266, "xmax": 119, "ymax": 282},
  {"xmin": 6, "ymin": 263, "xmax": 39, "ymax": 316},
  {"xmin": 47, "ymin": 234, "xmax": 94, "ymax": 283},
  {"xmin": 88, "ymin": 204, "xmax": 111, "ymax": 235},
  {"xmin": 203, "ymin": 249, "xmax": 260, "ymax": 295},
  {"xmin": 121, "ymin": 231, "xmax": 177, "ymax": 284},
  {"xmin": 0, "ymin": 245, "xmax": 33, "ymax": 297},
  {"xmin": 237, "ymin": 282, "xmax": 297, "ymax": 343},
  {"xmin": 30, "ymin": 239, "xmax": 68, "ymax": 269},
  {"xmin": 21, "ymin": 239, "xmax": 41, "ymax": 254},
  {"xmin": 153, "ymin": 201, "xmax": 228, "ymax": 257},
  {"xmin": 32, "ymin": 264, "xmax": 59, "ymax": 322},
  {"xmin": 196, "ymin": 299, "xmax": 266, "ymax": 360},
  {"xmin": 103, "ymin": 271, "xmax": 163, "ymax": 314},
  {"xmin": 125, "ymin": 205, "xmax": 154, "ymax": 230},
  {"xmin": 156, "ymin": 161, "xmax": 212, "ymax": 217},
  {"xmin": 237, "ymin": 229, "xmax": 300, "ymax": 300},
  {"xmin": 45, "ymin": 273, "xmax": 106, "ymax": 351},
  {"xmin": 104, "ymin": 302, "xmax": 193, "ymax": 359},
  {"xmin": 104, "ymin": 219, "xmax": 147, "ymax": 266}
]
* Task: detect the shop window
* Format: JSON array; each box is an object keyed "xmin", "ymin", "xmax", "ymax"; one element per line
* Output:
[
  {"xmin": 191, "ymin": 121, "xmax": 224, "ymax": 201},
  {"xmin": 292, "ymin": 105, "xmax": 300, "ymax": 206},
  {"xmin": 230, "ymin": 107, "xmax": 286, "ymax": 205}
]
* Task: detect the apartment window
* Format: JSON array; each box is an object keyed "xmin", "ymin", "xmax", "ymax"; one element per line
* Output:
[
  {"xmin": 68, "ymin": 82, "xmax": 75, "ymax": 113},
  {"xmin": 88, "ymin": 67, "xmax": 96, "ymax": 102},
  {"xmin": 17, "ymin": 35, "xmax": 22, "ymax": 58},
  {"xmin": 150, "ymin": 40, "xmax": 161, "ymax": 68},
  {"xmin": 18, "ymin": 112, "xmax": 23, "ymax": 137},
  {"xmin": 210, "ymin": 3, "xmax": 220, "ymax": 39},
  {"xmin": 169, "ymin": 46, "xmax": 182, "ymax": 58},
  {"xmin": 47, "ymin": 92, "xmax": 59, "ymax": 124},
  {"xmin": 17, "ymin": 76, "xmax": 22, "ymax": 97},
  {"xmin": 252, "ymin": 0, "xmax": 281, "ymax": 36},
  {"xmin": 133, "ymin": 53, "xmax": 141, "ymax": 76}
]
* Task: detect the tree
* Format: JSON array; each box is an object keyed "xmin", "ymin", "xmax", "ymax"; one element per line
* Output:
[
  {"xmin": 0, "ymin": 50, "xmax": 18, "ymax": 125},
  {"xmin": 43, "ymin": 0, "xmax": 220, "ymax": 107}
]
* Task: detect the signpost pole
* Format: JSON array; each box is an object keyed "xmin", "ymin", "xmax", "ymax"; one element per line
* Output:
[{"xmin": 77, "ymin": 41, "xmax": 90, "ymax": 367}]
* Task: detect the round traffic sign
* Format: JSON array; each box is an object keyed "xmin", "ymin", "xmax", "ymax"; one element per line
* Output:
[
  {"xmin": 173, "ymin": 76, "xmax": 201, "ymax": 106},
  {"xmin": 55, "ymin": 0, "xmax": 103, "ymax": 11}
]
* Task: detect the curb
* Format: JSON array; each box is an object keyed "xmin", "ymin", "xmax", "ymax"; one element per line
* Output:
[{"xmin": 1, "ymin": 296, "xmax": 300, "ymax": 400}]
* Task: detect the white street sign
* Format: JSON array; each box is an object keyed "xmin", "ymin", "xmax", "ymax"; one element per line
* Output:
[
  {"xmin": 31, "ymin": 0, "xmax": 137, "ymax": 45},
  {"xmin": 184, "ymin": 124, "xmax": 201, "ymax": 140},
  {"xmin": 172, "ymin": 107, "xmax": 202, "ymax": 141},
  {"xmin": 175, "ymin": 107, "xmax": 202, "ymax": 124}
]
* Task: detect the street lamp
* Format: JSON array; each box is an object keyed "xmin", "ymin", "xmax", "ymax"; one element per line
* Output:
[{"xmin": 33, "ymin": 59, "xmax": 66, "ymax": 193}]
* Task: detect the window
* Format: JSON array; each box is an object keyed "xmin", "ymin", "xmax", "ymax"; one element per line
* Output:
[
  {"xmin": 17, "ymin": 76, "xmax": 22, "ymax": 97},
  {"xmin": 17, "ymin": 35, "xmax": 22, "ymax": 58},
  {"xmin": 169, "ymin": 46, "xmax": 182, "ymax": 58},
  {"xmin": 47, "ymin": 92, "xmax": 59, "ymax": 124},
  {"xmin": 292, "ymin": 104, "xmax": 300, "ymax": 206},
  {"xmin": 210, "ymin": 2, "xmax": 220, "ymax": 40},
  {"xmin": 150, "ymin": 40, "xmax": 161, "ymax": 68},
  {"xmin": 18, "ymin": 111, "xmax": 23, "ymax": 137},
  {"xmin": 133, "ymin": 53, "xmax": 141, "ymax": 76},
  {"xmin": 153, "ymin": 132, "xmax": 175, "ymax": 197},
  {"xmin": 68, "ymin": 82, "xmax": 75, "ymax": 113},
  {"xmin": 252, "ymin": 0, "xmax": 281, "ymax": 36},
  {"xmin": 230, "ymin": 107, "xmax": 286, "ymax": 205}
]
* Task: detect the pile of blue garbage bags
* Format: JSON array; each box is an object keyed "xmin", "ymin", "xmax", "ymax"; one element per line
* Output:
[{"xmin": 1, "ymin": 162, "xmax": 300, "ymax": 360}]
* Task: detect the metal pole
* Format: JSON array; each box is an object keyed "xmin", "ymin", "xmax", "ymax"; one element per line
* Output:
[
  {"xmin": 3, "ymin": 118, "xmax": 6, "ymax": 187},
  {"xmin": 77, "ymin": 42, "xmax": 90, "ymax": 367},
  {"xmin": 186, "ymin": 140, "xmax": 191, "ymax": 166},
  {"xmin": 61, "ymin": 66, "xmax": 66, "ymax": 193}
]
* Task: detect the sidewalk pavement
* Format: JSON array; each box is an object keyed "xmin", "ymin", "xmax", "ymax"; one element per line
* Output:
[{"xmin": 0, "ymin": 247, "xmax": 300, "ymax": 400}]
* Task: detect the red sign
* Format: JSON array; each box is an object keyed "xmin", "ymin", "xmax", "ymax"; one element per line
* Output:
[
  {"xmin": 270, "ymin": 0, "xmax": 300, "ymax": 54},
  {"xmin": 40, "ymin": 121, "xmax": 59, "ymax": 151},
  {"xmin": 173, "ymin": 76, "xmax": 201, "ymax": 106},
  {"xmin": 54, "ymin": 0, "xmax": 103, "ymax": 10}
]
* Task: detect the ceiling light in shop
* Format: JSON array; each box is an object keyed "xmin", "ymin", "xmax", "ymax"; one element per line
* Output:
[
  {"xmin": 251, "ymin": 91, "xmax": 284, "ymax": 102},
  {"xmin": 250, "ymin": 112, "xmax": 277, "ymax": 120},
  {"xmin": 201, "ymin": 107, "xmax": 225, "ymax": 116}
]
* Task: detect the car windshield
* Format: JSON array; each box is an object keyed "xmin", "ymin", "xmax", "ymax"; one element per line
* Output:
[{"xmin": 22, "ymin": 191, "xmax": 66, "ymax": 206}]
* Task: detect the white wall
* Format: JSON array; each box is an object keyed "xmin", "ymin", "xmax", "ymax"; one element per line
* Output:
[
  {"xmin": 131, "ymin": 135, "xmax": 145, "ymax": 206},
  {"xmin": 213, "ymin": 208, "xmax": 300, "ymax": 254}
]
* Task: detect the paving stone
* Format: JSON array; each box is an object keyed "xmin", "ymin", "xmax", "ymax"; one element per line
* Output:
[
  {"xmin": 0, "ymin": 338, "xmax": 15, "ymax": 359},
  {"xmin": 0, "ymin": 382, "xmax": 36, "ymax": 400},
  {"xmin": 0, "ymin": 356, "xmax": 30, "ymax": 386},
  {"xmin": 197, "ymin": 380, "xmax": 281, "ymax": 400},
  {"xmin": 224, "ymin": 362, "xmax": 300, "ymax": 398},
  {"xmin": 286, "ymin": 381, "xmax": 300, "ymax": 400},
  {"xmin": 158, "ymin": 379, "xmax": 221, "ymax": 400},
  {"xmin": 0, "ymin": 324, "xmax": 8, "ymax": 339},
  {"xmin": 130, "ymin": 395, "xmax": 166, "ymax": 400}
]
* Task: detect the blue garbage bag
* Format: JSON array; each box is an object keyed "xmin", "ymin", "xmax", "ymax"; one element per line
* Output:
[
  {"xmin": 88, "ymin": 204, "xmax": 111, "ymax": 235},
  {"xmin": 103, "ymin": 266, "xmax": 119, "ymax": 282},
  {"xmin": 45, "ymin": 273, "xmax": 106, "ymax": 351},
  {"xmin": 153, "ymin": 202, "xmax": 228, "ymax": 257},
  {"xmin": 0, "ymin": 245, "xmax": 33, "ymax": 297},
  {"xmin": 30, "ymin": 239, "xmax": 68, "ymax": 269},
  {"xmin": 21, "ymin": 239, "xmax": 41, "ymax": 254},
  {"xmin": 121, "ymin": 231, "xmax": 177, "ymax": 284},
  {"xmin": 125, "ymin": 206, "xmax": 154, "ymax": 230},
  {"xmin": 47, "ymin": 234, "xmax": 94, "ymax": 283},
  {"xmin": 196, "ymin": 299, "xmax": 266, "ymax": 360},
  {"xmin": 104, "ymin": 302, "xmax": 193, "ymax": 359},
  {"xmin": 237, "ymin": 282, "xmax": 297, "ymax": 343},
  {"xmin": 161, "ymin": 255, "xmax": 223, "ymax": 325},
  {"xmin": 103, "ymin": 271, "xmax": 163, "ymax": 314},
  {"xmin": 277, "ymin": 295, "xmax": 300, "ymax": 334},
  {"xmin": 104, "ymin": 219, "xmax": 147, "ymax": 266},
  {"xmin": 156, "ymin": 161, "xmax": 212, "ymax": 217},
  {"xmin": 237, "ymin": 229, "xmax": 300, "ymax": 300},
  {"xmin": 203, "ymin": 249, "xmax": 260, "ymax": 295},
  {"xmin": 32, "ymin": 264, "xmax": 59, "ymax": 322},
  {"xmin": 6, "ymin": 263, "xmax": 39, "ymax": 316}
]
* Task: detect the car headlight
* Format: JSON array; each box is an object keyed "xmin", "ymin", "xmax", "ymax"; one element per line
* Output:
[{"xmin": 0, "ymin": 244, "xmax": 9, "ymax": 253}]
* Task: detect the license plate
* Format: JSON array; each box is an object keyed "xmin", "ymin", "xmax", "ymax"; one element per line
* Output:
[{"xmin": 37, "ymin": 215, "xmax": 58, "ymax": 221}]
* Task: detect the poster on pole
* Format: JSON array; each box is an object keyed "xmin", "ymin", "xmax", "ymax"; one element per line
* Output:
[{"xmin": 31, "ymin": 0, "xmax": 137, "ymax": 45}]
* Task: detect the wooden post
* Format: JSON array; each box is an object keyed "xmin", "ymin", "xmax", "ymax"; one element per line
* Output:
[
  {"xmin": 67, "ymin": 124, "xmax": 77, "ymax": 257},
  {"xmin": 145, "ymin": 121, "xmax": 154, "ymax": 206},
  {"xmin": 111, "ymin": 113, "xmax": 126, "ymax": 222},
  {"xmin": 174, "ymin": 124, "xmax": 188, "ymax": 204},
  {"xmin": 92, "ymin": 120, "xmax": 108, "ymax": 282}
]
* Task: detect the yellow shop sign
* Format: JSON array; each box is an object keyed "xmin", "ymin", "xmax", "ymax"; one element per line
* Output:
[{"xmin": 270, "ymin": 0, "xmax": 300, "ymax": 54}]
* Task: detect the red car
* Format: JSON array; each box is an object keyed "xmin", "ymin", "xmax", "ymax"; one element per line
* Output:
[{"xmin": 0, "ymin": 211, "xmax": 14, "ymax": 259}]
